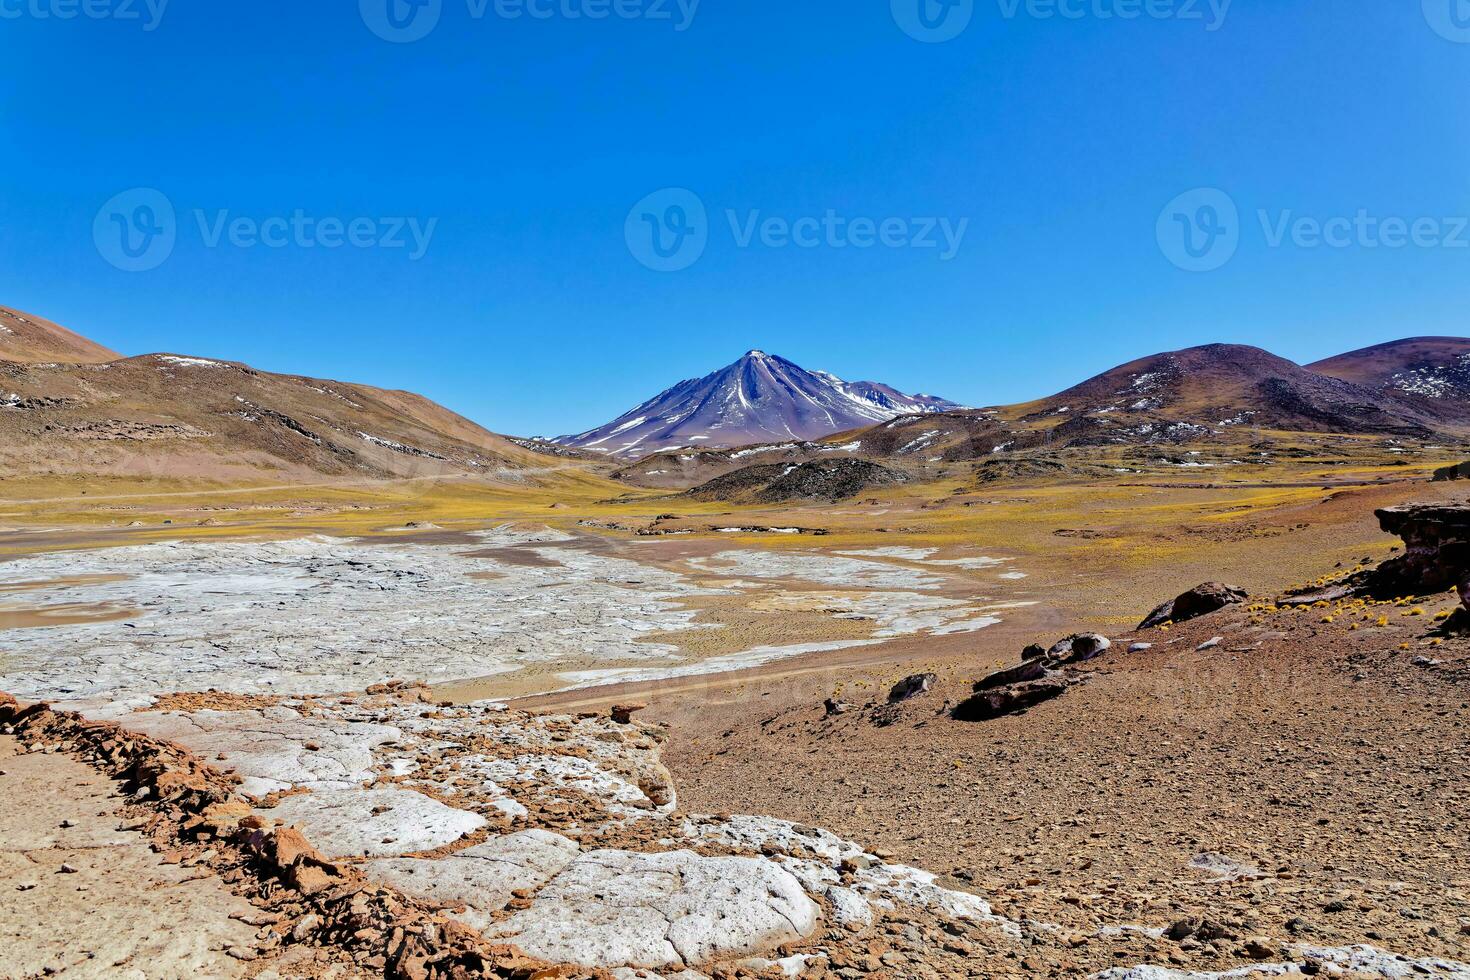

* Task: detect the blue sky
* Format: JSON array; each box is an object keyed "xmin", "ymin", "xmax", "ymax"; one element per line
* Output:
[{"xmin": 3, "ymin": 1, "xmax": 1466, "ymax": 436}]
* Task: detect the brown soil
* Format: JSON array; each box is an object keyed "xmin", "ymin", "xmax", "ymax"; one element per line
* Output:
[{"xmin": 648, "ymin": 595, "xmax": 1470, "ymax": 974}]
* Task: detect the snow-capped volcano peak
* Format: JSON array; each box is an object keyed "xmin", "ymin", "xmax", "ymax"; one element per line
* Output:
[{"xmin": 555, "ymin": 351, "xmax": 965, "ymax": 457}]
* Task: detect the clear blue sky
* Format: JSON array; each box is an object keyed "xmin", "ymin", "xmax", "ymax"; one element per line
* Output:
[{"xmin": 3, "ymin": 1, "xmax": 1466, "ymax": 436}]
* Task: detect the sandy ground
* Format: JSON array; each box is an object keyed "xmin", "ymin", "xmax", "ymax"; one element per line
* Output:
[{"xmin": 0, "ymin": 736, "xmax": 262, "ymax": 979}]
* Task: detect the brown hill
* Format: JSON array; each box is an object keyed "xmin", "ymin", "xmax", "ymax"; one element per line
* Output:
[
  {"xmin": 1308, "ymin": 337, "xmax": 1470, "ymax": 422},
  {"xmin": 0, "ymin": 309, "xmax": 540, "ymax": 484},
  {"xmin": 1010, "ymin": 343, "xmax": 1438, "ymax": 443},
  {"xmin": 0, "ymin": 305, "xmax": 120, "ymax": 364}
]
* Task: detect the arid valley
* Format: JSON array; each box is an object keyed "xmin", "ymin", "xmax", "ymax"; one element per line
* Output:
[{"xmin": 2, "ymin": 307, "xmax": 1469, "ymax": 979}]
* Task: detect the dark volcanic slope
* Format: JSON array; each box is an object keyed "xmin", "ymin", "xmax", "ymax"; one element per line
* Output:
[
  {"xmin": 1019, "ymin": 343, "xmax": 1437, "ymax": 440},
  {"xmin": 556, "ymin": 350, "xmax": 963, "ymax": 457},
  {"xmin": 687, "ymin": 458, "xmax": 908, "ymax": 504},
  {"xmin": 0, "ymin": 305, "xmax": 119, "ymax": 365},
  {"xmin": 1309, "ymin": 338, "xmax": 1470, "ymax": 422},
  {"xmin": 0, "ymin": 309, "xmax": 541, "ymax": 482}
]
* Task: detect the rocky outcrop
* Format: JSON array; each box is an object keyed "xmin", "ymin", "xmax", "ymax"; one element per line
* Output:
[
  {"xmin": 953, "ymin": 674, "xmax": 1075, "ymax": 721},
  {"xmin": 1432, "ymin": 462, "xmax": 1470, "ymax": 482},
  {"xmin": 1139, "ymin": 583, "xmax": 1248, "ymax": 629},
  {"xmin": 1364, "ymin": 504, "xmax": 1470, "ymax": 608},
  {"xmin": 953, "ymin": 635, "xmax": 1108, "ymax": 722}
]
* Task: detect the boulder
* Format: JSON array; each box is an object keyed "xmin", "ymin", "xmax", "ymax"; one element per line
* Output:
[
  {"xmin": 1053, "ymin": 633, "xmax": 1111, "ymax": 663},
  {"xmin": 610, "ymin": 703, "xmax": 647, "ymax": 725},
  {"xmin": 974, "ymin": 659, "xmax": 1053, "ymax": 691},
  {"xmin": 1365, "ymin": 504, "xmax": 1470, "ymax": 607},
  {"xmin": 1020, "ymin": 643, "xmax": 1048, "ymax": 662},
  {"xmin": 823, "ymin": 698, "xmax": 853, "ymax": 718},
  {"xmin": 1139, "ymin": 582, "xmax": 1248, "ymax": 629},
  {"xmin": 952, "ymin": 677, "xmax": 1073, "ymax": 722},
  {"xmin": 1432, "ymin": 462, "xmax": 1470, "ymax": 482},
  {"xmin": 888, "ymin": 673, "xmax": 937, "ymax": 704}
]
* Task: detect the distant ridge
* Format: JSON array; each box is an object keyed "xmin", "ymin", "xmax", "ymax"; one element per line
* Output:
[{"xmin": 0, "ymin": 305, "xmax": 120, "ymax": 364}]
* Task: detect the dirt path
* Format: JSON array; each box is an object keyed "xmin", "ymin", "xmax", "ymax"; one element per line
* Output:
[{"xmin": 0, "ymin": 736, "xmax": 262, "ymax": 979}]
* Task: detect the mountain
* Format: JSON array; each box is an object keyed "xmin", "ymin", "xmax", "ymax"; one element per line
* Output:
[
  {"xmin": 0, "ymin": 308, "xmax": 539, "ymax": 483},
  {"xmin": 556, "ymin": 350, "xmax": 964, "ymax": 457},
  {"xmin": 1011, "ymin": 343, "xmax": 1440, "ymax": 442},
  {"xmin": 0, "ymin": 305, "xmax": 120, "ymax": 364},
  {"xmin": 1308, "ymin": 338, "xmax": 1470, "ymax": 419}
]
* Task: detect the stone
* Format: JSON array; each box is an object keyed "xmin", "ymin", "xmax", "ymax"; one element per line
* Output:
[
  {"xmin": 1139, "ymin": 583, "xmax": 1248, "ymax": 629},
  {"xmin": 973, "ymin": 659, "xmax": 1053, "ymax": 691},
  {"xmin": 1129, "ymin": 642, "xmax": 1153, "ymax": 652},
  {"xmin": 823, "ymin": 698, "xmax": 853, "ymax": 718},
  {"xmin": 1197, "ymin": 637, "xmax": 1223, "ymax": 651},
  {"xmin": 888, "ymin": 673, "xmax": 937, "ymax": 703},
  {"xmin": 486, "ymin": 849, "xmax": 819, "ymax": 969},
  {"xmin": 258, "ymin": 789, "xmax": 487, "ymax": 859},
  {"xmin": 1058, "ymin": 633, "xmax": 1111, "ymax": 662},
  {"xmin": 364, "ymin": 831, "xmax": 580, "ymax": 930},
  {"xmin": 611, "ymin": 704, "xmax": 647, "ymax": 725},
  {"xmin": 952, "ymin": 677, "xmax": 1073, "ymax": 722}
]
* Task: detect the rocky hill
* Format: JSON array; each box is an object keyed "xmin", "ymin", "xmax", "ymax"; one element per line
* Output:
[
  {"xmin": 0, "ymin": 308, "xmax": 539, "ymax": 483},
  {"xmin": 685, "ymin": 457, "xmax": 909, "ymax": 504},
  {"xmin": 1309, "ymin": 337, "xmax": 1470, "ymax": 423}
]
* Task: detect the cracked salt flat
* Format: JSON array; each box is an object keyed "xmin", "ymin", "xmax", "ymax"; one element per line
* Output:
[
  {"xmin": 119, "ymin": 706, "xmax": 401, "ymax": 797},
  {"xmin": 0, "ymin": 530, "xmax": 728, "ymax": 701},
  {"xmin": 687, "ymin": 551, "xmax": 948, "ymax": 590},
  {"xmin": 365, "ymin": 830, "xmax": 582, "ymax": 930},
  {"xmin": 1, "ymin": 533, "xmax": 1034, "ymax": 705},
  {"xmin": 263, "ymin": 787, "xmax": 488, "ymax": 858}
]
